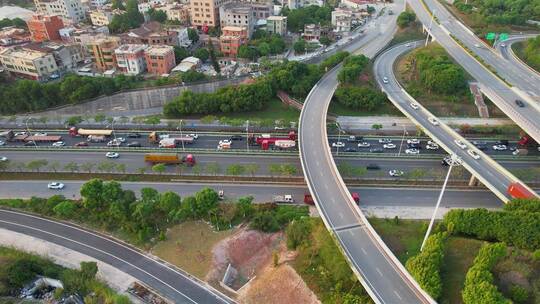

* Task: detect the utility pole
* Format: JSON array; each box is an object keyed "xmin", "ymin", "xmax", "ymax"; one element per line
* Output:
[
  {"xmin": 336, "ymin": 122, "xmax": 342, "ymax": 156},
  {"xmin": 246, "ymin": 120, "xmax": 249, "ymax": 153},
  {"xmin": 425, "ymin": 9, "xmax": 436, "ymax": 47},
  {"xmin": 179, "ymin": 119, "xmax": 185, "ymax": 151},
  {"xmin": 421, "ymin": 153, "xmax": 457, "ymax": 251},
  {"xmin": 398, "ymin": 126, "xmax": 408, "ymax": 157}
]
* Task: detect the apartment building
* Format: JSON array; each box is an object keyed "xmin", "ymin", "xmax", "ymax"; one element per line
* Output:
[
  {"xmin": 0, "ymin": 46, "xmax": 59, "ymax": 80},
  {"xmin": 88, "ymin": 36, "xmax": 120, "ymax": 71},
  {"xmin": 27, "ymin": 14, "xmax": 64, "ymax": 42},
  {"xmin": 89, "ymin": 8, "xmax": 123, "ymax": 26},
  {"xmin": 114, "ymin": 44, "xmax": 148, "ymax": 75},
  {"xmin": 190, "ymin": 0, "xmax": 222, "ymax": 29},
  {"xmin": 145, "ymin": 45, "xmax": 175, "ymax": 75},
  {"xmin": 24, "ymin": 41, "xmax": 84, "ymax": 71},
  {"xmin": 266, "ymin": 15, "xmax": 286, "ymax": 36},
  {"xmin": 219, "ymin": 26, "xmax": 248, "ymax": 57},
  {"xmin": 119, "ymin": 22, "xmax": 178, "ymax": 46},
  {"xmin": 34, "ymin": 0, "xmax": 86, "ymax": 23},
  {"xmin": 89, "ymin": 0, "xmax": 108, "ymax": 9},
  {"xmin": 302, "ymin": 23, "xmax": 320, "ymax": 41},
  {"xmin": 219, "ymin": 3, "xmax": 254, "ymax": 36},
  {"xmin": 163, "ymin": 3, "xmax": 190, "ymax": 24},
  {"xmin": 0, "ymin": 27, "xmax": 32, "ymax": 46}
]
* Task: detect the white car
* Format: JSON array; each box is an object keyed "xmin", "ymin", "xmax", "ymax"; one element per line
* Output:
[
  {"xmin": 467, "ymin": 149, "xmax": 480, "ymax": 160},
  {"xmin": 492, "ymin": 144, "xmax": 507, "ymax": 151},
  {"xmin": 116, "ymin": 137, "xmax": 126, "ymax": 143},
  {"xmin": 189, "ymin": 133, "xmax": 199, "ymax": 139},
  {"xmin": 106, "ymin": 152, "xmax": 119, "ymax": 158},
  {"xmin": 52, "ymin": 141, "xmax": 65, "ymax": 147},
  {"xmin": 428, "ymin": 117, "xmax": 439, "ymax": 126},
  {"xmin": 382, "ymin": 77, "xmax": 389, "ymax": 84},
  {"xmin": 48, "ymin": 182, "xmax": 64, "ymax": 190},
  {"xmin": 107, "ymin": 139, "xmax": 122, "ymax": 147},
  {"xmin": 0, "ymin": 156, "xmax": 7, "ymax": 162},
  {"xmin": 389, "ymin": 169, "xmax": 404, "ymax": 177},
  {"xmin": 34, "ymin": 132, "xmax": 48, "ymax": 136},
  {"xmin": 0, "ymin": 140, "xmax": 5, "ymax": 146},
  {"xmin": 357, "ymin": 142, "xmax": 371, "ymax": 148},
  {"xmin": 443, "ymin": 155, "xmax": 463, "ymax": 166},
  {"xmin": 500, "ymin": 43, "xmax": 506, "ymax": 48},
  {"xmin": 407, "ymin": 139, "xmax": 420, "ymax": 145},
  {"xmin": 383, "ymin": 143, "xmax": 396, "ymax": 149},
  {"xmin": 14, "ymin": 132, "xmax": 28, "ymax": 136},
  {"xmin": 332, "ymin": 142, "xmax": 345, "ymax": 148},
  {"xmin": 426, "ymin": 143, "xmax": 439, "ymax": 150},
  {"xmin": 219, "ymin": 139, "xmax": 232, "ymax": 146},
  {"xmin": 405, "ymin": 148, "xmax": 420, "ymax": 155},
  {"xmin": 474, "ymin": 43, "xmax": 481, "ymax": 48},
  {"xmin": 378, "ymin": 138, "xmax": 392, "ymax": 144},
  {"xmin": 410, "ymin": 103, "xmax": 419, "ymax": 110},
  {"xmin": 454, "ymin": 139, "xmax": 467, "ymax": 149}
]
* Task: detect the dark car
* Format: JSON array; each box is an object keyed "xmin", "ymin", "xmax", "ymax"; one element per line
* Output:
[
  {"xmin": 476, "ymin": 145, "xmax": 487, "ymax": 151},
  {"xmin": 515, "ymin": 99, "xmax": 525, "ymax": 107},
  {"xmin": 24, "ymin": 141, "xmax": 36, "ymax": 146},
  {"xmin": 74, "ymin": 141, "xmax": 88, "ymax": 147},
  {"xmin": 344, "ymin": 147, "xmax": 357, "ymax": 152},
  {"xmin": 127, "ymin": 133, "xmax": 141, "ymax": 138},
  {"xmin": 369, "ymin": 148, "xmax": 383, "ymax": 153},
  {"xmin": 495, "ymin": 140, "xmax": 509, "ymax": 146},
  {"xmin": 127, "ymin": 141, "xmax": 141, "ymax": 147},
  {"xmin": 407, "ymin": 143, "xmax": 421, "ymax": 149},
  {"xmin": 366, "ymin": 164, "xmax": 380, "ymax": 170},
  {"xmin": 472, "ymin": 140, "xmax": 487, "ymax": 146},
  {"xmin": 230, "ymin": 135, "xmax": 243, "ymax": 141}
]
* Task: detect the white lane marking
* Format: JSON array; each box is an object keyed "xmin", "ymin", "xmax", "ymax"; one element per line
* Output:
[
  {"xmin": 376, "ymin": 267, "xmax": 383, "ymax": 277},
  {"xmin": 393, "ymin": 290, "xmax": 403, "ymax": 300},
  {"xmin": 349, "ymin": 230, "xmax": 355, "ymax": 237},
  {"xmin": 361, "ymin": 248, "xmax": 367, "ymax": 255},
  {"xmin": 0, "ymin": 209, "xmax": 232, "ymax": 303},
  {"xmin": 0, "ymin": 219, "xmax": 199, "ymax": 304},
  {"xmin": 339, "ymin": 212, "xmax": 344, "ymax": 219}
]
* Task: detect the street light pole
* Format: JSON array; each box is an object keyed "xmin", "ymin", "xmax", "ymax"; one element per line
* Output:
[
  {"xmin": 398, "ymin": 126, "xmax": 407, "ymax": 157},
  {"xmin": 420, "ymin": 153, "xmax": 456, "ymax": 251},
  {"xmin": 25, "ymin": 117, "xmax": 37, "ymax": 149},
  {"xmin": 425, "ymin": 9, "xmax": 436, "ymax": 47},
  {"xmin": 246, "ymin": 120, "xmax": 249, "ymax": 153},
  {"xmin": 336, "ymin": 122, "xmax": 341, "ymax": 156},
  {"xmin": 180, "ymin": 119, "xmax": 185, "ymax": 151}
]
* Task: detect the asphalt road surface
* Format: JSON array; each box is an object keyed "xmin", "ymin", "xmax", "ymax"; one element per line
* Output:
[
  {"xmin": 0, "ymin": 180, "xmax": 507, "ymax": 209},
  {"xmin": 408, "ymin": 0, "xmax": 540, "ymax": 144},
  {"xmin": 0, "ymin": 209, "xmax": 234, "ymax": 304},
  {"xmin": 374, "ymin": 42, "xmax": 537, "ymax": 200},
  {"xmin": 299, "ymin": 1, "xmax": 435, "ymax": 302}
]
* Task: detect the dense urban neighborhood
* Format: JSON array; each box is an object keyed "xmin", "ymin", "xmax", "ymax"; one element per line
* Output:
[{"xmin": 0, "ymin": 0, "xmax": 539, "ymax": 303}]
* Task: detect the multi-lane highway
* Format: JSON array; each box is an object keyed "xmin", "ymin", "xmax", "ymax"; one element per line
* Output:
[
  {"xmin": 0, "ymin": 180, "xmax": 507, "ymax": 209},
  {"xmin": 299, "ymin": 0, "xmax": 435, "ymax": 302},
  {"xmin": 0, "ymin": 208, "xmax": 234, "ymax": 304},
  {"xmin": 495, "ymin": 35, "xmax": 539, "ymax": 75},
  {"xmin": 408, "ymin": 0, "xmax": 540, "ymax": 144},
  {"xmin": 374, "ymin": 42, "xmax": 538, "ymax": 201}
]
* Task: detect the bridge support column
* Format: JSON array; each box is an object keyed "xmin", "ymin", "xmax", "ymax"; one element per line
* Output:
[{"xmin": 468, "ymin": 176, "xmax": 479, "ymax": 187}]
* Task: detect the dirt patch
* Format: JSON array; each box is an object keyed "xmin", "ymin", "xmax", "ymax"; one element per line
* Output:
[
  {"xmin": 207, "ymin": 228, "xmax": 283, "ymax": 288},
  {"xmin": 238, "ymin": 263, "xmax": 320, "ymax": 304}
]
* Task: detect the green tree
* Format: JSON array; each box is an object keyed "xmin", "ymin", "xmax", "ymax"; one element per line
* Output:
[
  {"xmin": 293, "ymin": 39, "xmax": 307, "ymax": 54},
  {"xmin": 65, "ymin": 116, "xmax": 83, "ymax": 126},
  {"xmin": 238, "ymin": 45, "xmax": 259, "ymax": 60},
  {"xmin": 188, "ymin": 28, "xmax": 199, "ymax": 42},
  {"xmin": 250, "ymin": 211, "xmax": 280, "ymax": 232},
  {"xmin": 53, "ymin": 201, "xmax": 78, "ymax": 218},
  {"xmin": 245, "ymin": 164, "xmax": 260, "ymax": 177},
  {"xmin": 194, "ymin": 48, "xmax": 210, "ymax": 61},
  {"xmin": 147, "ymin": 8, "xmax": 167, "ymax": 23},
  {"xmin": 111, "ymin": 0, "xmax": 125, "ymax": 9},
  {"xmin": 64, "ymin": 161, "xmax": 79, "ymax": 172},
  {"xmin": 152, "ymin": 163, "xmax": 166, "ymax": 175},
  {"xmin": 94, "ymin": 113, "xmax": 106, "ymax": 123},
  {"xmin": 319, "ymin": 36, "xmax": 331, "ymax": 46},
  {"xmin": 226, "ymin": 164, "xmax": 245, "ymax": 176},
  {"xmin": 286, "ymin": 218, "xmax": 312, "ymax": 249},
  {"xmin": 116, "ymin": 163, "xmax": 126, "ymax": 174},
  {"xmin": 205, "ymin": 162, "xmax": 221, "ymax": 175},
  {"xmin": 268, "ymin": 164, "xmax": 281, "ymax": 177},
  {"xmin": 48, "ymin": 161, "xmax": 61, "ymax": 173},
  {"xmin": 26, "ymin": 159, "xmax": 48, "ymax": 172},
  {"xmin": 280, "ymin": 164, "xmax": 297, "ymax": 176},
  {"xmin": 236, "ymin": 196, "xmax": 254, "ymax": 218},
  {"xmin": 80, "ymin": 261, "xmax": 98, "ymax": 280},
  {"xmin": 173, "ymin": 46, "xmax": 190, "ymax": 63},
  {"xmin": 397, "ymin": 11, "xmax": 416, "ymax": 28}
]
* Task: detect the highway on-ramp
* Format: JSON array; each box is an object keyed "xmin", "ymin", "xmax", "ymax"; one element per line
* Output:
[
  {"xmin": 0, "ymin": 209, "xmax": 234, "ymax": 304},
  {"xmin": 495, "ymin": 35, "xmax": 539, "ymax": 76},
  {"xmin": 299, "ymin": 1, "xmax": 435, "ymax": 302},
  {"xmin": 373, "ymin": 42, "xmax": 538, "ymax": 201},
  {"xmin": 407, "ymin": 0, "xmax": 540, "ymax": 144}
]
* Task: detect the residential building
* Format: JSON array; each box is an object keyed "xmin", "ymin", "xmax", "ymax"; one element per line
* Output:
[
  {"xmin": 170, "ymin": 27, "xmax": 191, "ymax": 48},
  {"xmin": 89, "ymin": 8, "xmax": 123, "ymax": 26},
  {"xmin": 34, "ymin": 0, "xmax": 86, "ymax": 24},
  {"xmin": 302, "ymin": 23, "xmax": 320, "ymax": 41},
  {"xmin": 171, "ymin": 56, "xmax": 201, "ymax": 73},
  {"xmin": 88, "ymin": 36, "xmax": 120, "ymax": 71},
  {"xmin": 119, "ymin": 21, "xmax": 179, "ymax": 46},
  {"xmin": 249, "ymin": 2, "xmax": 272, "ymax": 20},
  {"xmin": 138, "ymin": 0, "xmax": 168, "ymax": 13},
  {"xmin": 341, "ymin": 0, "xmax": 371, "ymax": 10},
  {"xmin": 219, "ymin": 26, "xmax": 248, "ymax": 57},
  {"xmin": 114, "ymin": 44, "xmax": 148, "ymax": 75},
  {"xmin": 145, "ymin": 45, "xmax": 175, "ymax": 74},
  {"xmin": 0, "ymin": 46, "xmax": 59, "ymax": 80},
  {"xmin": 162, "ymin": 3, "xmax": 190, "ymax": 24},
  {"xmin": 287, "ymin": 0, "xmax": 322, "ymax": 9},
  {"xmin": 0, "ymin": 27, "xmax": 31, "ymax": 46},
  {"xmin": 89, "ymin": 0, "xmax": 108, "ymax": 9},
  {"xmin": 219, "ymin": 3, "xmax": 254, "ymax": 36},
  {"xmin": 332, "ymin": 9, "xmax": 352, "ymax": 32},
  {"xmin": 27, "ymin": 14, "xmax": 64, "ymax": 42},
  {"xmin": 266, "ymin": 15, "xmax": 286, "ymax": 36},
  {"xmin": 58, "ymin": 25, "xmax": 109, "ymax": 43},
  {"xmin": 23, "ymin": 41, "xmax": 84, "ymax": 71},
  {"xmin": 190, "ymin": 0, "xmax": 221, "ymax": 29}
]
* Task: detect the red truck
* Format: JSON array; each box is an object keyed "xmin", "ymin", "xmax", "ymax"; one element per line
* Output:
[
  {"xmin": 507, "ymin": 182, "xmax": 536, "ymax": 199},
  {"xmin": 250, "ymin": 131, "xmax": 297, "ymax": 150},
  {"xmin": 304, "ymin": 192, "xmax": 360, "ymax": 205}
]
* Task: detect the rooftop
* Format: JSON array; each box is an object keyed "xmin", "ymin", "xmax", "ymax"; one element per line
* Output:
[
  {"xmin": 145, "ymin": 45, "xmax": 173, "ymax": 55},
  {"xmin": 222, "ymin": 25, "xmax": 247, "ymax": 32},
  {"xmin": 115, "ymin": 44, "xmax": 148, "ymax": 53},
  {"xmin": 221, "ymin": 3, "xmax": 252, "ymax": 14},
  {"xmin": 0, "ymin": 46, "xmax": 49, "ymax": 60},
  {"xmin": 267, "ymin": 15, "xmax": 286, "ymax": 21}
]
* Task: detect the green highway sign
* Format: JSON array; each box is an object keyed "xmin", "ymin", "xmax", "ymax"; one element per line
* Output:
[
  {"xmin": 499, "ymin": 33, "xmax": 509, "ymax": 41},
  {"xmin": 486, "ymin": 32, "xmax": 496, "ymax": 40}
]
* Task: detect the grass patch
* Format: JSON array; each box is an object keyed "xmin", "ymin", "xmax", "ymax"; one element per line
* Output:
[
  {"xmin": 151, "ymin": 221, "xmax": 235, "ymax": 279},
  {"xmin": 493, "ymin": 247, "xmax": 540, "ymax": 303},
  {"xmin": 388, "ymin": 18, "xmax": 426, "ymax": 48},
  {"xmin": 221, "ymin": 98, "xmax": 300, "ymax": 122},
  {"xmin": 512, "ymin": 41, "xmax": 540, "ymax": 74},
  {"xmin": 369, "ymin": 217, "xmax": 426, "ymax": 263},
  {"xmin": 328, "ymin": 99, "xmax": 403, "ymax": 116},
  {"xmin": 439, "ymin": 237, "xmax": 484, "ymax": 304}
]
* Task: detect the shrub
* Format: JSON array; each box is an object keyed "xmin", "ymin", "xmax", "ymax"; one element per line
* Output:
[{"xmin": 509, "ymin": 285, "xmax": 529, "ymax": 303}]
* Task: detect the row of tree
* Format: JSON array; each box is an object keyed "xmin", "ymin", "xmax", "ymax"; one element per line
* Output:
[
  {"xmin": 108, "ymin": 0, "xmax": 144, "ymax": 33},
  {"xmin": 443, "ymin": 202, "xmax": 540, "ymax": 250},
  {"xmin": 237, "ymin": 30, "xmax": 287, "ymax": 60},
  {"xmin": 522, "ymin": 35, "xmax": 540, "ymax": 73},
  {"xmin": 0, "ymin": 17, "xmax": 26, "ymax": 29},
  {"xmin": 397, "ymin": 11, "xmax": 416, "ymax": 28},
  {"xmin": 281, "ymin": 5, "xmax": 333, "ymax": 33},
  {"xmin": 462, "ymin": 242, "xmax": 510, "ymax": 304},
  {"xmin": 454, "ymin": 0, "xmax": 540, "ymax": 27},
  {"xmin": 405, "ymin": 232, "xmax": 447, "ymax": 300},
  {"xmin": 0, "ymin": 74, "xmax": 140, "ymax": 115}
]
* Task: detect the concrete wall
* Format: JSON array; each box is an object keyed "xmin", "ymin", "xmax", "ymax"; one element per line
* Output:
[{"xmin": 36, "ymin": 77, "xmax": 248, "ymax": 117}]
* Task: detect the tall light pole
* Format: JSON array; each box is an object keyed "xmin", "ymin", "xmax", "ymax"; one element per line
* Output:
[
  {"xmin": 336, "ymin": 122, "xmax": 342, "ymax": 156},
  {"xmin": 179, "ymin": 119, "xmax": 185, "ymax": 151},
  {"xmin": 420, "ymin": 153, "xmax": 458, "ymax": 251},
  {"xmin": 25, "ymin": 117, "xmax": 37, "ymax": 149},
  {"xmin": 398, "ymin": 126, "xmax": 408, "ymax": 157},
  {"xmin": 246, "ymin": 120, "xmax": 249, "ymax": 153}
]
